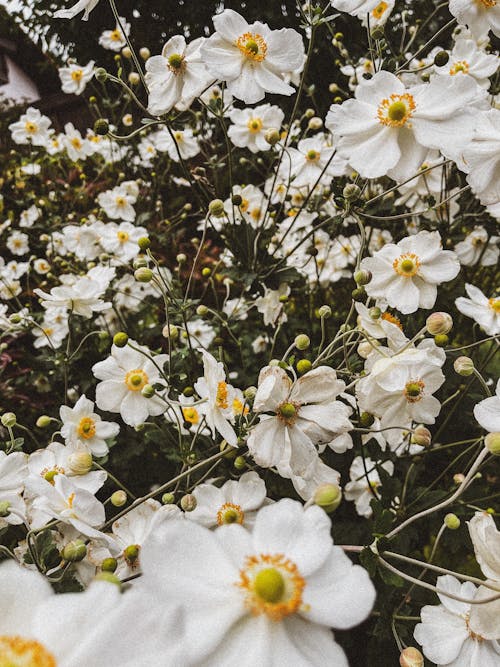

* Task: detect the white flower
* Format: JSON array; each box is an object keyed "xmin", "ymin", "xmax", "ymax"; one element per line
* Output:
[
  {"xmin": 449, "ymin": 0, "xmax": 500, "ymax": 38},
  {"xmin": 255, "ymin": 282, "xmax": 290, "ymax": 326},
  {"xmin": 59, "ymin": 61, "xmax": 95, "ymax": 95},
  {"xmin": 19, "ymin": 204, "xmax": 41, "ymax": 228},
  {"xmin": 0, "ymin": 451, "xmax": 28, "ymax": 529},
  {"xmin": 6, "ymin": 231, "xmax": 29, "ymax": 256},
  {"xmin": 332, "ymin": 0, "xmax": 395, "ymax": 26},
  {"xmin": 98, "ymin": 18, "xmax": 130, "ymax": 52},
  {"xmin": 344, "ymin": 456, "xmax": 394, "ymax": 517},
  {"xmin": 146, "ymin": 36, "xmax": 214, "ymax": 115},
  {"xmin": 97, "ymin": 185, "xmax": 136, "ymax": 221},
  {"xmin": 194, "ymin": 350, "xmax": 238, "ymax": 446},
  {"xmin": 454, "ymin": 227, "xmax": 499, "ymax": 267},
  {"xmin": 33, "ymin": 307, "xmax": 69, "ymax": 349},
  {"xmin": 92, "ymin": 341, "xmax": 168, "ymax": 427},
  {"xmin": 228, "ymin": 103, "xmax": 284, "ymax": 153},
  {"xmin": 99, "ymin": 221, "xmax": 148, "ymax": 261},
  {"xmin": 223, "ymin": 184, "xmax": 268, "ymax": 228},
  {"xmin": 360, "ymin": 230, "xmax": 460, "ymax": 314},
  {"xmin": 155, "ymin": 127, "xmax": 200, "ymax": 161},
  {"xmin": 134, "ymin": 499, "xmax": 376, "ymax": 666},
  {"xmin": 282, "ymin": 134, "xmax": 348, "ymax": 188},
  {"xmin": 60, "ymin": 394, "xmax": 120, "ymax": 456},
  {"xmin": 9, "ymin": 107, "xmax": 52, "ymax": 146},
  {"xmin": 474, "ymin": 379, "xmax": 500, "ymax": 433},
  {"xmin": 433, "ymin": 38, "xmax": 499, "ymax": 89},
  {"xmin": 61, "ymin": 223, "xmax": 101, "ymax": 260},
  {"xmin": 183, "ymin": 317, "xmax": 216, "ymax": 349},
  {"xmin": 247, "ymin": 365, "xmax": 352, "ymax": 479},
  {"xmin": 187, "ymin": 471, "xmax": 267, "ymax": 528},
  {"xmin": 54, "ymin": 0, "xmax": 100, "ymax": 20},
  {"xmin": 460, "ymin": 109, "xmax": 500, "ymax": 210},
  {"xmin": 62, "ymin": 122, "xmax": 94, "ymax": 161},
  {"xmin": 200, "ymin": 9, "xmax": 305, "ymax": 104},
  {"xmin": 456, "ymin": 283, "xmax": 500, "ymax": 336},
  {"xmin": 414, "ymin": 574, "xmax": 500, "ymax": 665},
  {"xmin": 325, "ymin": 70, "xmax": 482, "ymax": 180}
]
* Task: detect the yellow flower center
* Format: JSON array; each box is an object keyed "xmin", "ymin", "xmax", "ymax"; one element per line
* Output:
[
  {"xmin": 24, "ymin": 121, "xmax": 38, "ymax": 134},
  {"xmin": 42, "ymin": 466, "xmax": 65, "ymax": 484},
  {"xmin": 377, "ymin": 93, "xmax": 416, "ymax": 127},
  {"xmin": 237, "ymin": 553, "xmax": 306, "ymax": 621},
  {"xmin": 167, "ymin": 53, "xmax": 185, "ymax": 73},
  {"xmin": 216, "ymin": 502, "xmax": 245, "ymax": 525},
  {"xmin": 70, "ymin": 137, "xmax": 82, "ymax": 149},
  {"xmin": 277, "ymin": 401, "xmax": 299, "ymax": 425},
  {"xmin": 476, "ymin": 0, "xmax": 496, "ymax": 7},
  {"xmin": 110, "ymin": 29, "xmax": 122, "ymax": 42},
  {"xmin": 71, "ymin": 69, "xmax": 83, "ymax": 81},
  {"xmin": 123, "ymin": 543, "xmax": 140, "ymax": 566},
  {"xmin": 181, "ymin": 406, "xmax": 199, "ymax": 424},
  {"xmin": 124, "ymin": 369, "xmax": 149, "ymax": 391},
  {"xmin": 174, "ymin": 131, "xmax": 184, "ymax": 142},
  {"xmin": 77, "ymin": 416, "xmax": 96, "ymax": 439},
  {"xmin": 115, "ymin": 196, "xmax": 127, "ymax": 207},
  {"xmin": 216, "ymin": 381, "xmax": 229, "ymax": 409},
  {"xmin": 233, "ymin": 398, "xmax": 249, "ymax": 416},
  {"xmin": 393, "ymin": 252, "xmax": 421, "ymax": 277},
  {"xmin": 404, "ymin": 379, "xmax": 425, "ymax": 403},
  {"xmin": 372, "ymin": 1, "xmax": 389, "ymax": 19},
  {"xmin": 236, "ymin": 32, "xmax": 268, "ymax": 62},
  {"xmin": 0, "ymin": 636, "xmax": 56, "ymax": 667},
  {"xmin": 449, "ymin": 60, "xmax": 469, "ymax": 75},
  {"xmin": 247, "ymin": 117, "xmax": 263, "ymax": 133},
  {"xmin": 305, "ymin": 149, "xmax": 320, "ymax": 163},
  {"xmin": 239, "ymin": 198, "xmax": 249, "ymax": 213},
  {"xmin": 488, "ymin": 297, "xmax": 500, "ymax": 314},
  {"xmin": 117, "ymin": 230, "xmax": 130, "ymax": 243},
  {"xmin": 381, "ymin": 311, "xmax": 403, "ymax": 330}
]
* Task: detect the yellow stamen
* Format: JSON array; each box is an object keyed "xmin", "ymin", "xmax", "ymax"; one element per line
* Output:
[
  {"xmin": 77, "ymin": 416, "xmax": 96, "ymax": 440},
  {"xmin": 488, "ymin": 297, "xmax": 500, "ymax": 314},
  {"xmin": 372, "ymin": 1, "xmax": 389, "ymax": 19},
  {"xmin": 404, "ymin": 379, "xmax": 425, "ymax": 403},
  {"xmin": 117, "ymin": 230, "xmax": 130, "ymax": 243},
  {"xmin": 124, "ymin": 369, "xmax": 149, "ymax": 391},
  {"xmin": 181, "ymin": 406, "xmax": 199, "ymax": 425},
  {"xmin": 449, "ymin": 60, "xmax": 469, "ymax": 75},
  {"xmin": 217, "ymin": 502, "xmax": 245, "ymax": 525},
  {"xmin": 377, "ymin": 93, "xmax": 416, "ymax": 127},
  {"xmin": 24, "ymin": 121, "xmax": 38, "ymax": 134},
  {"xmin": 247, "ymin": 117, "xmax": 263, "ymax": 133},
  {"xmin": 235, "ymin": 32, "xmax": 268, "ymax": 62},
  {"xmin": 0, "ymin": 636, "xmax": 56, "ymax": 667},
  {"xmin": 71, "ymin": 69, "xmax": 83, "ymax": 81},
  {"xmin": 393, "ymin": 252, "xmax": 420, "ymax": 277},
  {"xmin": 216, "ymin": 382, "xmax": 228, "ymax": 409}
]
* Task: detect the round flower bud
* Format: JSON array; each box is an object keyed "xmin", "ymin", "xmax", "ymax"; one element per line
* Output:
[
  {"xmin": 357, "ymin": 340, "xmax": 373, "ymax": 359},
  {"xmin": 453, "ymin": 473, "xmax": 465, "ymax": 485},
  {"xmin": 426, "ymin": 312, "xmax": 453, "ymax": 335},
  {"xmin": 264, "ymin": 128, "xmax": 280, "ymax": 146},
  {"xmin": 111, "ymin": 490, "xmax": 127, "ymax": 507},
  {"xmin": 318, "ymin": 305, "xmax": 332, "ymax": 319},
  {"xmin": 359, "ymin": 412, "xmax": 375, "ymax": 428},
  {"xmin": 182, "ymin": 386, "xmax": 194, "ymax": 397},
  {"xmin": 61, "ymin": 539, "xmax": 87, "ymax": 562},
  {"xmin": 101, "ymin": 557, "xmax": 118, "ymax": 573},
  {"xmin": 36, "ymin": 415, "xmax": 52, "ymax": 428},
  {"xmin": 444, "ymin": 513, "xmax": 461, "ymax": 530},
  {"xmin": 201, "ymin": 268, "xmax": 211, "ymax": 278},
  {"xmin": 485, "ymin": 432, "xmax": 500, "ymax": 456},
  {"xmin": 400, "ymin": 647, "xmax": 424, "ymax": 667},
  {"xmin": 121, "ymin": 46, "xmax": 132, "ymax": 59},
  {"xmin": 433, "ymin": 51, "xmax": 449, "ymax": 67},
  {"xmin": 371, "ymin": 24, "xmax": 385, "ymax": 40},
  {"xmin": 68, "ymin": 451, "xmax": 93, "ymax": 475},
  {"xmin": 411, "ymin": 425, "xmax": 432, "ymax": 448},
  {"xmin": 95, "ymin": 572, "xmax": 121, "ymax": 587},
  {"xmin": 234, "ymin": 455, "xmax": 246, "ymax": 470},
  {"xmin": 454, "ymin": 356, "xmax": 474, "ymax": 376},
  {"xmin": 369, "ymin": 306, "xmax": 382, "ymax": 320},
  {"xmin": 180, "ymin": 494, "xmax": 197, "ymax": 512},
  {"xmin": 128, "ymin": 72, "xmax": 140, "ymax": 86},
  {"xmin": 113, "ymin": 332, "xmax": 129, "ymax": 348},
  {"xmin": 94, "ymin": 67, "xmax": 108, "ymax": 83},
  {"xmin": 196, "ymin": 305, "xmax": 208, "ymax": 316},
  {"xmin": 351, "ymin": 287, "xmax": 366, "ymax": 302},
  {"xmin": 9, "ymin": 313, "xmax": 22, "ymax": 324},
  {"xmin": 134, "ymin": 267, "xmax": 153, "ymax": 283},
  {"xmin": 208, "ymin": 199, "xmax": 226, "ymax": 218},
  {"xmin": 1, "ymin": 412, "xmax": 16, "ymax": 428},
  {"xmin": 354, "ymin": 269, "xmax": 372, "ymax": 286},
  {"xmin": 137, "ymin": 237, "xmax": 150, "ymax": 251},
  {"xmin": 296, "ymin": 359, "xmax": 312, "ymax": 375},
  {"xmin": 163, "ymin": 324, "xmax": 178, "ymax": 340},
  {"xmin": 231, "ymin": 194, "xmax": 243, "ymax": 207},
  {"xmin": 141, "ymin": 384, "xmax": 155, "ymax": 398},
  {"xmin": 93, "ymin": 118, "xmax": 109, "ymax": 136},
  {"xmin": 244, "ymin": 386, "xmax": 257, "ymax": 400},
  {"xmin": 313, "ymin": 483, "xmax": 342, "ymax": 513},
  {"xmin": 176, "ymin": 253, "xmax": 187, "ymax": 264},
  {"xmin": 308, "ymin": 117, "xmax": 323, "ymax": 130},
  {"xmin": 139, "ymin": 47, "xmax": 150, "ymax": 60},
  {"xmin": 343, "ymin": 183, "xmax": 361, "ymax": 201},
  {"xmin": 162, "ymin": 492, "xmax": 175, "ymax": 504},
  {"xmin": 0, "ymin": 501, "xmax": 11, "ymax": 517},
  {"xmin": 294, "ymin": 334, "xmax": 310, "ymax": 351},
  {"xmin": 434, "ymin": 334, "xmax": 449, "ymax": 347},
  {"xmin": 133, "ymin": 256, "xmax": 148, "ymax": 269}
]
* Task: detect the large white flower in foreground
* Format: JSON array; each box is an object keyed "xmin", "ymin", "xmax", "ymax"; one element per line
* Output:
[
  {"xmin": 92, "ymin": 341, "xmax": 168, "ymax": 427},
  {"xmin": 433, "ymin": 38, "xmax": 499, "ymax": 89},
  {"xmin": 248, "ymin": 365, "xmax": 353, "ymax": 479},
  {"xmin": 325, "ymin": 70, "xmax": 482, "ymax": 180},
  {"xmin": 200, "ymin": 9, "xmax": 305, "ymax": 104},
  {"xmin": 134, "ymin": 499, "xmax": 376, "ymax": 666},
  {"xmin": 146, "ymin": 36, "xmax": 214, "ymax": 115},
  {"xmin": 360, "ymin": 230, "xmax": 460, "ymax": 314},
  {"xmin": 456, "ymin": 283, "xmax": 500, "ymax": 336},
  {"xmin": 474, "ymin": 379, "xmax": 500, "ymax": 433},
  {"xmin": 414, "ymin": 574, "xmax": 500, "ymax": 666},
  {"xmin": 449, "ymin": 0, "xmax": 500, "ymax": 38}
]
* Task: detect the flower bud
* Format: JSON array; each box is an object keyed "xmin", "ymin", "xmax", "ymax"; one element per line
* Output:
[
  {"xmin": 94, "ymin": 67, "xmax": 108, "ymax": 83},
  {"xmin": 264, "ymin": 128, "xmax": 280, "ymax": 146},
  {"xmin": 133, "ymin": 256, "xmax": 148, "ymax": 269},
  {"xmin": 180, "ymin": 494, "xmax": 197, "ymax": 512},
  {"xmin": 93, "ymin": 118, "xmax": 109, "ymax": 136},
  {"xmin": 343, "ymin": 183, "xmax": 361, "ymax": 201},
  {"xmin": 137, "ymin": 237, "xmax": 150, "ymax": 251},
  {"xmin": 61, "ymin": 539, "xmax": 87, "ymax": 562},
  {"xmin": 9, "ymin": 314, "xmax": 22, "ymax": 324},
  {"xmin": 134, "ymin": 267, "xmax": 153, "ymax": 283},
  {"xmin": 354, "ymin": 269, "xmax": 372, "ymax": 286},
  {"xmin": 426, "ymin": 312, "xmax": 453, "ymax": 335},
  {"xmin": 123, "ymin": 544, "xmax": 140, "ymax": 564},
  {"xmin": 234, "ymin": 455, "xmax": 246, "ymax": 470},
  {"xmin": 434, "ymin": 333, "xmax": 449, "ymax": 347},
  {"xmin": 318, "ymin": 305, "xmax": 332, "ymax": 319},
  {"xmin": 196, "ymin": 305, "xmax": 208, "ymax": 316},
  {"xmin": 163, "ymin": 324, "xmax": 178, "ymax": 340},
  {"xmin": 411, "ymin": 425, "xmax": 432, "ymax": 448},
  {"xmin": 139, "ymin": 47, "xmax": 150, "ymax": 60},
  {"xmin": 294, "ymin": 334, "xmax": 310, "ymax": 351},
  {"xmin": 444, "ymin": 513, "xmax": 461, "ymax": 530},
  {"xmin": 231, "ymin": 194, "xmax": 243, "ymax": 207},
  {"xmin": 113, "ymin": 332, "xmax": 129, "ymax": 348},
  {"xmin": 208, "ymin": 199, "xmax": 226, "ymax": 217},
  {"xmin": 485, "ymin": 432, "xmax": 500, "ymax": 456},
  {"xmin": 313, "ymin": 483, "xmax": 342, "ymax": 513},
  {"xmin": 0, "ymin": 501, "xmax": 11, "ymax": 517},
  {"xmin": 176, "ymin": 253, "xmax": 187, "ymax": 264},
  {"xmin": 128, "ymin": 72, "xmax": 140, "ymax": 86},
  {"xmin": 162, "ymin": 492, "xmax": 175, "ymax": 504},
  {"xmin": 68, "ymin": 451, "xmax": 93, "ymax": 475},
  {"xmin": 454, "ymin": 356, "xmax": 474, "ymax": 376},
  {"xmin": 359, "ymin": 412, "xmax": 375, "ymax": 428},
  {"xmin": 111, "ymin": 490, "xmax": 127, "ymax": 507},
  {"xmin": 201, "ymin": 267, "xmax": 211, "ymax": 277},
  {"xmin": 357, "ymin": 341, "xmax": 373, "ymax": 359},
  {"xmin": 1, "ymin": 412, "xmax": 16, "ymax": 428},
  {"xmin": 140, "ymin": 383, "xmax": 155, "ymax": 398},
  {"xmin": 101, "ymin": 557, "xmax": 118, "ymax": 572},
  {"xmin": 433, "ymin": 51, "xmax": 449, "ymax": 67},
  {"xmin": 296, "ymin": 359, "xmax": 312, "ymax": 375},
  {"xmin": 453, "ymin": 473, "xmax": 465, "ymax": 485},
  {"xmin": 369, "ymin": 306, "xmax": 381, "ymax": 320},
  {"xmin": 400, "ymin": 647, "xmax": 424, "ymax": 667},
  {"xmin": 36, "ymin": 415, "xmax": 52, "ymax": 428},
  {"xmin": 121, "ymin": 46, "xmax": 132, "ymax": 58},
  {"xmin": 308, "ymin": 117, "xmax": 323, "ymax": 130},
  {"xmin": 351, "ymin": 287, "xmax": 366, "ymax": 302},
  {"xmin": 244, "ymin": 386, "xmax": 257, "ymax": 400}
]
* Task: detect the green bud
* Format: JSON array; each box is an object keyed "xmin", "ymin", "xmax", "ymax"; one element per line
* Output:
[
  {"xmin": 180, "ymin": 494, "xmax": 197, "ymax": 512},
  {"xmin": 111, "ymin": 491, "xmax": 127, "ymax": 507},
  {"xmin": 101, "ymin": 557, "xmax": 118, "ymax": 572},
  {"xmin": 9, "ymin": 314, "xmax": 22, "ymax": 324},
  {"xmin": 208, "ymin": 199, "xmax": 225, "ymax": 218},
  {"xmin": 137, "ymin": 237, "xmax": 150, "ymax": 251},
  {"xmin": 342, "ymin": 183, "xmax": 361, "ymax": 201},
  {"xmin": 454, "ymin": 356, "xmax": 474, "ymax": 376},
  {"xmin": 444, "ymin": 513, "xmax": 461, "ymax": 530},
  {"xmin": 485, "ymin": 432, "xmax": 500, "ymax": 456},
  {"xmin": 433, "ymin": 51, "xmax": 449, "ymax": 67},
  {"xmin": 196, "ymin": 305, "xmax": 208, "ymax": 316},
  {"xmin": 1, "ymin": 412, "xmax": 16, "ymax": 428},
  {"xmin": 294, "ymin": 334, "xmax": 310, "ymax": 351},
  {"xmin": 426, "ymin": 312, "xmax": 453, "ymax": 336},
  {"xmin": 359, "ymin": 412, "xmax": 375, "ymax": 428},
  {"xmin": 313, "ymin": 483, "xmax": 342, "ymax": 513},
  {"xmin": 134, "ymin": 267, "xmax": 153, "ymax": 283},
  {"xmin": 162, "ymin": 492, "xmax": 175, "ymax": 504},
  {"xmin": 351, "ymin": 287, "xmax": 366, "ymax": 302},
  {"xmin": 369, "ymin": 306, "xmax": 382, "ymax": 320},
  {"xmin": 231, "ymin": 194, "xmax": 243, "ymax": 207},
  {"xmin": 434, "ymin": 334, "xmax": 449, "ymax": 347},
  {"xmin": 124, "ymin": 544, "xmax": 140, "ymax": 563},
  {"xmin": 296, "ymin": 359, "xmax": 312, "ymax": 375},
  {"xmin": 182, "ymin": 386, "xmax": 194, "ymax": 397},
  {"xmin": 201, "ymin": 267, "xmax": 211, "ymax": 277},
  {"xmin": 68, "ymin": 451, "xmax": 93, "ymax": 475},
  {"xmin": 113, "ymin": 332, "xmax": 129, "ymax": 348},
  {"xmin": 133, "ymin": 256, "xmax": 148, "ymax": 269},
  {"xmin": 94, "ymin": 68, "xmax": 108, "ymax": 83},
  {"xmin": 234, "ymin": 455, "xmax": 246, "ymax": 470},
  {"xmin": 264, "ymin": 128, "xmax": 280, "ymax": 146},
  {"xmin": 141, "ymin": 384, "xmax": 155, "ymax": 398},
  {"xmin": 93, "ymin": 118, "xmax": 109, "ymax": 136},
  {"xmin": 353, "ymin": 269, "xmax": 372, "ymax": 286},
  {"xmin": 0, "ymin": 501, "xmax": 11, "ymax": 517},
  {"xmin": 36, "ymin": 415, "xmax": 52, "ymax": 428},
  {"xmin": 61, "ymin": 539, "xmax": 87, "ymax": 562}
]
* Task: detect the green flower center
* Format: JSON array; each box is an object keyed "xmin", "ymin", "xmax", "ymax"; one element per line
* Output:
[{"xmin": 254, "ymin": 568, "xmax": 285, "ymax": 603}]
